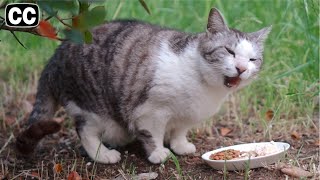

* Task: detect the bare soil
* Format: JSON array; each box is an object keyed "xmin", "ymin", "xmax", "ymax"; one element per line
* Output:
[
  {"xmin": 0, "ymin": 95, "xmax": 319, "ymax": 179},
  {"xmin": 0, "ymin": 118, "xmax": 319, "ymax": 180}
]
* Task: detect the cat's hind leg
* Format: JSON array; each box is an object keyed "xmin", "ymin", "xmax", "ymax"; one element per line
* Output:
[
  {"xmin": 76, "ymin": 117, "xmax": 121, "ymax": 163},
  {"xmin": 66, "ymin": 102, "xmax": 121, "ymax": 164}
]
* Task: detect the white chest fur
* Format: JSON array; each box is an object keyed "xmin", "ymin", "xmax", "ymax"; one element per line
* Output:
[{"xmin": 151, "ymin": 42, "xmax": 230, "ymax": 122}]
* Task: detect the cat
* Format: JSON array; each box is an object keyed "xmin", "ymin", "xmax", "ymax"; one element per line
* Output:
[{"xmin": 16, "ymin": 8, "xmax": 271, "ymax": 164}]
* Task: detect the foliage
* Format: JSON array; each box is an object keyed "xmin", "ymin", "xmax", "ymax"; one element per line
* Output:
[{"xmin": 0, "ymin": 0, "xmax": 150, "ymax": 45}]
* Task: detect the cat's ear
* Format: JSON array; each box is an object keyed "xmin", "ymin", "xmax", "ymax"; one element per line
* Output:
[
  {"xmin": 248, "ymin": 26, "xmax": 272, "ymax": 44},
  {"xmin": 207, "ymin": 8, "xmax": 229, "ymax": 34}
]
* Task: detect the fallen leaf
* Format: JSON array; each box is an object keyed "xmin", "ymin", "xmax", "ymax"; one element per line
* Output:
[
  {"xmin": 54, "ymin": 163, "xmax": 63, "ymax": 173},
  {"xmin": 291, "ymin": 131, "xmax": 301, "ymax": 140},
  {"xmin": 67, "ymin": 171, "xmax": 81, "ymax": 180},
  {"xmin": 314, "ymin": 139, "xmax": 320, "ymax": 146},
  {"xmin": 281, "ymin": 165, "xmax": 313, "ymax": 178},
  {"xmin": 31, "ymin": 171, "xmax": 40, "ymax": 178},
  {"xmin": 53, "ymin": 117, "xmax": 64, "ymax": 123},
  {"xmin": 220, "ymin": 127, "xmax": 232, "ymax": 136},
  {"xmin": 114, "ymin": 172, "xmax": 158, "ymax": 180},
  {"xmin": 265, "ymin": 110, "xmax": 274, "ymax": 121},
  {"xmin": 36, "ymin": 20, "xmax": 57, "ymax": 39},
  {"xmin": 137, "ymin": 172, "xmax": 158, "ymax": 180},
  {"xmin": 5, "ymin": 115, "xmax": 16, "ymax": 126}
]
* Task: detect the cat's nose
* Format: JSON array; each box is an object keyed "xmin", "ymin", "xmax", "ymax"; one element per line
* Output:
[{"xmin": 236, "ymin": 66, "xmax": 247, "ymax": 75}]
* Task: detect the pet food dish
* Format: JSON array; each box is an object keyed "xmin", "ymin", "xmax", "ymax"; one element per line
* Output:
[{"xmin": 202, "ymin": 142, "xmax": 290, "ymax": 171}]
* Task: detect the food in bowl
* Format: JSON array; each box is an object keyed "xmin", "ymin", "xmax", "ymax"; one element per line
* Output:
[
  {"xmin": 209, "ymin": 149, "xmax": 240, "ymax": 160},
  {"xmin": 209, "ymin": 142, "xmax": 280, "ymax": 160}
]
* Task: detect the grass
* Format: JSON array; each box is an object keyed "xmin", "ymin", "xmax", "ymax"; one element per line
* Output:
[{"xmin": 0, "ymin": 0, "xmax": 319, "ymax": 179}]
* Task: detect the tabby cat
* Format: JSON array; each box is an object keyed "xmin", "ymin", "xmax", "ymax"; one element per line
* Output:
[{"xmin": 16, "ymin": 8, "xmax": 271, "ymax": 164}]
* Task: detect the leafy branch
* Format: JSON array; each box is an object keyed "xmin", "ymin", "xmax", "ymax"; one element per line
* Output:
[{"xmin": 0, "ymin": 0, "xmax": 151, "ymax": 48}]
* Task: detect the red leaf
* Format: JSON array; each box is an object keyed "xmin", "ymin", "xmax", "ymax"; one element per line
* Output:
[
  {"xmin": 36, "ymin": 20, "xmax": 57, "ymax": 39},
  {"xmin": 265, "ymin": 110, "xmax": 274, "ymax": 121},
  {"xmin": 31, "ymin": 172, "xmax": 40, "ymax": 178},
  {"xmin": 54, "ymin": 163, "xmax": 63, "ymax": 173},
  {"xmin": 72, "ymin": 15, "xmax": 80, "ymax": 28},
  {"xmin": 291, "ymin": 131, "xmax": 301, "ymax": 140},
  {"xmin": 67, "ymin": 171, "xmax": 81, "ymax": 180}
]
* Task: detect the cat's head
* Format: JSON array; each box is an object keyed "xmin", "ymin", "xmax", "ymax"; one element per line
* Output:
[{"xmin": 198, "ymin": 8, "xmax": 271, "ymax": 89}]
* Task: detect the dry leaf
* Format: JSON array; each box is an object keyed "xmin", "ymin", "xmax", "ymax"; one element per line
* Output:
[
  {"xmin": 31, "ymin": 171, "xmax": 40, "ymax": 178},
  {"xmin": 53, "ymin": 117, "xmax": 64, "ymax": 123},
  {"xmin": 314, "ymin": 139, "xmax": 320, "ymax": 146},
  {"xmin": 5, "ymin": 115, "xmax": 16, "ymax": 126},
  {"xmin": 281, "ymin": 166, "xmax": 313, "ymax": 178},
  {"xmin": 54, "ymin": 163, "xmax": 63, "ymax": 174},
  {"xmin": 291, "ymin": 131, "xmax": 301, "ymax": 140},
  {"xmin": 265, "ymin": 110, "xmax": 274, "ymax": 121},
  {"xmin": 67, "ymin": 171, "xmax": 81, "ymax": 180},
  {"xmin": 220, "ymin": 127, "xmax": 232, "ymax": 136}
]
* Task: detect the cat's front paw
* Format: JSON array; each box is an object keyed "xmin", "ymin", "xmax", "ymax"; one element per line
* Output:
[
  {"xmin": 171, "ymin": 142, "xmax": 196, "ymax": 155},
  {"xmin": 94, "ymin": 149, "xmax": 121, "ymax": 164},
  {"xmin": 148, "ymin": 148, "xmax": 171, "ymax": 164}
]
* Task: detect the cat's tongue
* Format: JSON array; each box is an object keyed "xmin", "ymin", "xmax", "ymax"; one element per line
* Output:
[{"xmin": 224, "ymin": 76, "xmax": 241, "ymax": 88}]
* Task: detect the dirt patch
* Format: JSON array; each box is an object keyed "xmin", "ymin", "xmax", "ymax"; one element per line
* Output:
[{"xmin": 0, "ymin": 122, "xmax": 318, "ymax": 179}]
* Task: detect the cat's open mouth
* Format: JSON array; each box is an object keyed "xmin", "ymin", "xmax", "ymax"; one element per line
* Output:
[{"xmin": 224, "ymin": 76, "xmax": 241, "ymax": 88}]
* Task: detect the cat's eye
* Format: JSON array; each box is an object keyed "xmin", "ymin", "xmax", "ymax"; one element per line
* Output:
[
  {"xmin": 225, "ymin": 47, "xmax": 235, "ymax": 57},
  {"xmin": 250, "ymin": 58, "xmax": 257, "ymax": 61}
]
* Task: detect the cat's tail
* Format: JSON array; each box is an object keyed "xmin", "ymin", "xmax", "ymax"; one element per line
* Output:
[{"xmin": 16, "ymin": 71, "xmax": 61, "ymax": 155}]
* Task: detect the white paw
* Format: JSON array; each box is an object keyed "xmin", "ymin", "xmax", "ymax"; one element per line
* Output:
[
  {"xmin": 93, "ymin": 149, "xmax": 121, "ymax": 164},
  {"xmin": 148, "ymin": 148, "xmax": 171, "ymax": 164},
  {"xmin": 171, "ymin": 142, "xmax": 196, "ymax": 155}
]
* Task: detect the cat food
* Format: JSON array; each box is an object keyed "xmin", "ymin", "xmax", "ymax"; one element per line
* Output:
[
  {"xmin": 209, "ymin": 149, "xmax": 240, "ymax": 160},
  {"xmin": 209, "ymin": 142, "xmax": 280, "ymax": 160}
]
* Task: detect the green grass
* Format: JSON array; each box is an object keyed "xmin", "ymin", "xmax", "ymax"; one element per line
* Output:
[{"xmin": 0, "ymin": 0, "xmax": 319, "ymax": 139}]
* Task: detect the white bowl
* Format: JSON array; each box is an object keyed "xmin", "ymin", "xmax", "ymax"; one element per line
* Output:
[{"xmin": 201, "ymin": 142, "xmax": 290, "ymax": 171}]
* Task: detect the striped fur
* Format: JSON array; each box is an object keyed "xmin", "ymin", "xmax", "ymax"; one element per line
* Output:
[{"xmin": 16, "ymin": 8, "xmax": 271, "ymax": 164}]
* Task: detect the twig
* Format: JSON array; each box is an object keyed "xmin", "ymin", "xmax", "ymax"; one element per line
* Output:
[
  {"xmin": 0, "ymin": 24, "xmax": 39, "ymax": 36},
  {"xmin": 55, "ymin": 15, "xmax": 72, "ymax": 28},
  {"xmin": 0, "ymin": 1, "xmax": 8, "ymax": 9},
  {"xmin": 10, "ymin": 31, "xmax": 27, "ymax": 49},
  {"xmin": 45, "ymin": 15, "xmax": 54, "ymax": 21},
  {"xmin": 118, "ymin": 169, "xmax": 129, "ymax": 180},
  {"xmin": 0, "ymin": 133, "xmax": 14, "ymax": 155},
  {"xmin": 0, "ymin": 23, "xmax": 64, "ymax": 42}
]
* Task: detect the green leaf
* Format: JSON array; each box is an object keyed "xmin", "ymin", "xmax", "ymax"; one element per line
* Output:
[
  {"xmin": 138, "ymin": 0, "xmax": 151, "ymax": 15},
  {"xmin": 76, "ymin": 6, "xmax": 106, "ymax": 30},
  {"xmin": 63, "ymin": 29, "xmax": 84, "ymax": 44},
  {"xmin": 78, "ymin": 0, "xmax": 90, "ymax": 14},
  {"xmin": 38, "ymin": 0, "xmax": 78, "ymax": 14},
  {"xmin": 38, "ymin": 1, "xmax": 57, "ymax": 16},
  {"xmin": 83, "ymin": 30, "xmax": 93, "ymax": 44}
]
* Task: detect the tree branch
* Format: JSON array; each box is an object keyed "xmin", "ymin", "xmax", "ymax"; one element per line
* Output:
[
  {"xmin": 0, "ymin": 22, "xmax": 64, "ymax": 47},
  {"xmin": 0, "ymin": 24, "xmax": 40, "ymax": 36}
]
